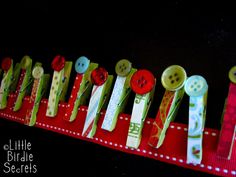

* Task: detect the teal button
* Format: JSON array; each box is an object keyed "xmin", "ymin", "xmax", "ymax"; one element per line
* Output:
[
  {"xmin": 75, "ymin": 56, "xmax": 90, "ymax": 74},
  {"xmin": 184, "ymin": 75, "xmax": 208, "ymax": 97}
]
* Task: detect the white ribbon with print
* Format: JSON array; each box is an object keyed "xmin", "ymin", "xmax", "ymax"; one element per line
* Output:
[{"xmin": 102, "ymin": 76, "xmax": 126, "ymax": 131}]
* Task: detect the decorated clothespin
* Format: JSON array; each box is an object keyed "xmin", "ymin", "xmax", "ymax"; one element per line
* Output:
[
  {"xmin": 46, "ymin": 55, "xmax": 72, "ymax": 117},
  {"xmin": 12, "ymin": 56, "xmax": 32, "ymax": 111},
  {"xmin": 64, "ymin": 56, "xmax": 98, "ymax": 122},
  {"xmin": 148, "ymin": 65, "xmax": 186, "ymax": 148},
  {"xmin": 0, "ymin": 58, "xmax": 13, "ymax": 109},
  {"xmin": 217, "ymin": 66, "xmax": 236, "ymax": 159},
  {"xmin": 184, "ymin": 75, "xmax": 208, "ymax": 164},
  {"xmin": 126, "ymin": 69, "xmax": 156, "ymax": 149},
  {"xmin": 102, "ymin": 59, "xmax": 137, "ymax": 131},
  {"xmin": 82, "ymin": 67, "xmax": 113, "ymax": 138},
  {"xmin": 24, "ymin": 65, "xmax": 50, "ymax": 126}
]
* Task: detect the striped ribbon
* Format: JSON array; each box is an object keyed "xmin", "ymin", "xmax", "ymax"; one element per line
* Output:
[{"xmin": 82, "ymin": 85, "xmax": 104, "ymax": 138}]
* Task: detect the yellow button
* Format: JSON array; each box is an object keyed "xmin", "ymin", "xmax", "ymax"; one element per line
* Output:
[
  {"xmin": 161, "ymin": 65, "xmax": 187, "ymax": 91},
  {"xmin": 229, "ymin": 66, "xmax": 236, "ymax": 84},
  {"xmin": 21, "ymin": 56, "xmax": 32, "ymax": 69},
  {"xmin": 32, "ymin": 66, "xmax": 44, "ymax": 79},
  {"xmin": 115, "ymin": 59, "xmax": 132, "ymax": 77}
]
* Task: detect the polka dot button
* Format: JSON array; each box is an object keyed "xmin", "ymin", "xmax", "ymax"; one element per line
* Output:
[
  {"xmin": 91, "ymin": 67, "xmax": 108, "ymax": 86},
  {"xmin": 115, "ymin": 59, "xmax": 132, "ymax": 77},
  {"xmin": 21, "ymin": 56, "xmax": 31, "ymax": 69},
  {"xmin": 75, "ymin": 56, "xmax": 90, "ymax": 74},
  {"xmin": 32, "ymin": 66, "xmax": 44, "ymax": 79},
  {"xmin": 184, "ymin": 75, "xmax": 208, "ymax": 97},
  {"xmin": 1, "ymin": 57, "xmax": 12, "ymax": 71},
  {"xmin": 130, "ymin": 69, "xmax": 155, "ymax": 95},
  {"xmin": 51, "ymin": 55, "xmax": 65, "ymax": 71},
  {"xmin": 161, "ymin": 65, "xmax": 187, "ymax": 91},
  {"xmin": 228, "ymin": 66, "xmax": 236, "ymax": 84}
]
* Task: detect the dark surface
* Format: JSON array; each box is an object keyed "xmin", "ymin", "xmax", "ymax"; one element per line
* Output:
[{"xmin": 0, "ymin": 1, "xmax": 236, "ymax": 176}]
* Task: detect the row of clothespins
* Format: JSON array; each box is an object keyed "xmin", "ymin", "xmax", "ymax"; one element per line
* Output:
[{"xmin": 0, "ymin": 55, "xmax": 235, "ymax": 165}]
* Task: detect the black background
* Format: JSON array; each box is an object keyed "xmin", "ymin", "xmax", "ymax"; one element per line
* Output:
[{"xmin": 0, "ymin": 1, "xmax": 236, "ymax": 176}]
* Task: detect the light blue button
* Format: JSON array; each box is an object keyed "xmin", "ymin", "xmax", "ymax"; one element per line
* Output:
[
  {"xmin": 75, "ymin": 56, "xmax": 90, "ymax": 74},
  {"xmin": 184, "ymin": 75, "xmax": 208, "ymax": 97}
]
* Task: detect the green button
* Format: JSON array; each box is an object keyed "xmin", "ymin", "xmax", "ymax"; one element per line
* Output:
[
  {"xmin": 229, "ymin": 66, "xmax": 236, "ymax": 84},
  {"xmin": 115, "ymin": 59, "xmax": 132, "ymax": 77},
  {"xmin": 161, "ymin": 65, "xmax": 187, "ymax": 91},
  {"xmin": 32, "ymin": 66, "xmax": 44, "ymax": 79},
  {"xmin": 21, "ymin": 56, "xmax": 32, "ymax": 69}
]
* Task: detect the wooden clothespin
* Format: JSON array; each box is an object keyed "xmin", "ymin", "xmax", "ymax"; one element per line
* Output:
[
  {"xmin": 82, "ymin": 67, "xmax": 113, "ymax": 138},
  {"xmin": 185, "ymin": 75, "xmax": 208, "ymax": 164},
  {"xmin": 64, "ymin": 56, "xmax": 98, "ymax": 122},
  {"xmin": 46, "ymin": 55, "xmax": 72, "ymax": 117},
  {"xmin": 102, "ymin": 59, "xmax": 137, "ymax": 131},
  {"xmin": 12, "ymin": 56, "xmax": 32, "ymax": 111},
  {"xmin": 148, "ymin": 65, "xmax": 186, "ymax": 148},
  {"xmin": 126, "ymin": 69, "xmax": 156, "ymax": 149},
  {"xmin": 0, "ymin": 57, "xmax": 13, "ymax": 109},
  {"xmin": 25, "ymin": 65, "xmax": 50, "ymax": 126},
  {"xmin": 217, "ymin": 66, "xmax": 236, "ymax": 160}
]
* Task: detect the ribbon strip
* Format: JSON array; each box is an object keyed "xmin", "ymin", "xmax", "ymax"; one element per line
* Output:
[
  {"xmin": 46, "ymin": 62, "xmax": 72, "ymax": 117},
  {"xmin": 82, "ymin": 75, "xmax": 113, "ymax": 138},
  {"xmin": 102, "ymin": 76, "xmax": 127, "ymax": 131},
  {"xmin": 217, "ymin": 82, "xmax": 236, "ymax": 159},
  {"xmin": 126, "ymin": 85, "xmax": 155, "ymax": 149},
  {"xmin": 148, "ymin": 88, "xmax": 184, "ymax": 148},
  {"xmin": 25, "ymin": 74, "xmax": 49, "ymax": 126},
  {"xmin": 187, "ymin": 93, "xmax": 207, "ymax": 164}
]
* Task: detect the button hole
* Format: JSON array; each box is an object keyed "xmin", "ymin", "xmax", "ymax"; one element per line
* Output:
[
  {"xmin": 171, "ymin": 80, "xmax": 174, "ymax": 84},
  {"xmin": 169, "ymin": 75, "xmax": 172, "ymax": 79},
  {"xmin": 174, "ymin": 73, "xmax": 178, "ymax": 76}
]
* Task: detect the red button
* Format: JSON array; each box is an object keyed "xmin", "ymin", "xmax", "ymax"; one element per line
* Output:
[
  {"xmin": 51, "ymin": 55, "xmax": 65, "ymax": 71},
  {"xmin": 130, "ymin": 69, "xmax": 155, "ymax": 95},
  {"xmin": 91, "ymin": 67, "xmax": 108, "ymax": 86},
  {"xmin": 1, "ymin": 57, "xmax": 12, "ymax": 71}
]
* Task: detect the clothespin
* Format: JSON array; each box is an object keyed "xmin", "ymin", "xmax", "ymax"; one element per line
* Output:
[
  {"xmin": 64, "ymin": 56, "xmax": 98, "ymax": 122},
  {"xmin": 184, "ymin": 75, "xmax": 208, "ymax": 164},
  {"xmin": 126, "ymin": 69, "xmax": 156, "ymax": 149},
  {"xmin": 82, "ymin": 67, "xmax": 113, "ymax": 138},
  {"xmin": 12, "ymin": 55, "xmax": 32, "ymax": 111},
  {"xmin": 102, "ymin": 59, "xmax": 137, "ymax": 131},
  {"xmin": 0, "ymin": 57, "xmax": 13, "ymax": 109},
  {"xmin": 148, "ymin": 65, "xmax": 186, "ymax": 148},
  {"xmin": 25, "ymin": 65, "xmax": 50, "ymax": 126},
  {"xmin": 217, "ymin": 66, "xmax": 236, "ymax": 159},
  {"xmin": 46, "ymin": 55, "xmax": 72, "ymax": 117}
]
